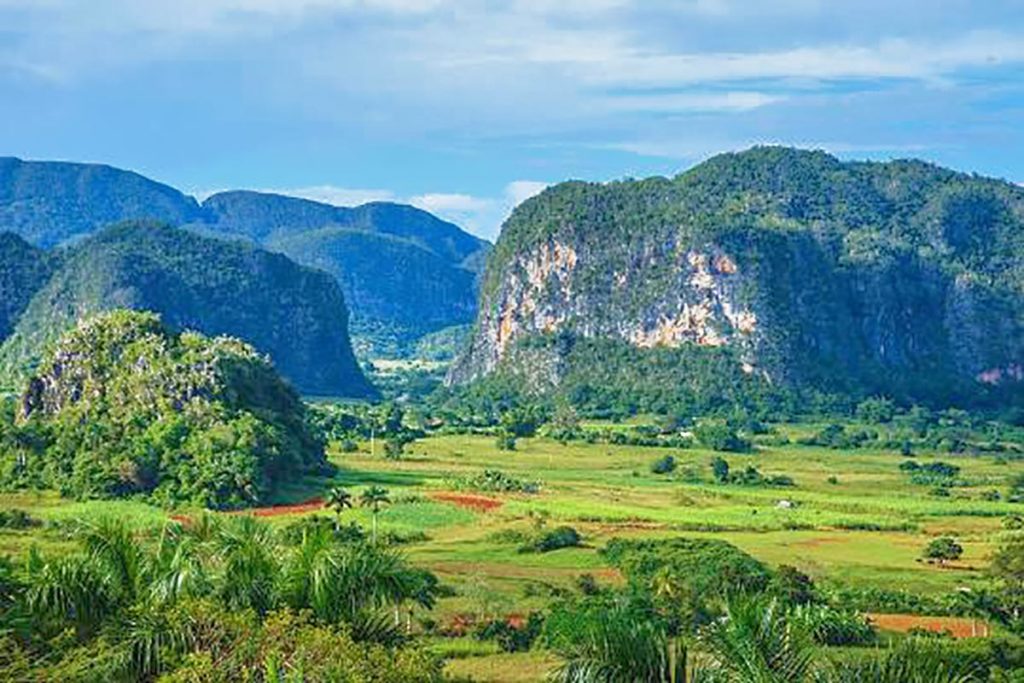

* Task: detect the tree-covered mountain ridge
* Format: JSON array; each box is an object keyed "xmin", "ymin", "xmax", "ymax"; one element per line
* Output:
[
  {"xmin": 0, "ymin": 221, "xmax": 376, "ymax": 398},
  {"xmin": 0, "ymin": 157, "xmax": 490, "ymax": 356},
  {"xmin": 449, "ymin": 146, "xmax": 1024, "ymax": 407}
]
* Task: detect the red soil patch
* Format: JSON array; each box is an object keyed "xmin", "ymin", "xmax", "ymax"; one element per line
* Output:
[
  {"xmin": 242, "ymin": 498, "xmax": 324, "ymax": 517},
  {"xmin": 430, "ymin": 491, "xmax": 503, "ymax": 512},
  {"xmin": 440, "ymin": 612, "xmax": 532, "ymax": 636},
  {"xmin": 868, "ymin": 613, "xmax": 990, "ymax": 639},
  {"xmin": 167, "ymin": 499, "xmax": 323, "ymax": 524}
]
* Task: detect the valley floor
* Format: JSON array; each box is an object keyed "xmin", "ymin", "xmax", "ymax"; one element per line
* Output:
[{"xmin": 1, "ymin": 423, "xmax": 1018, "ymax": 681}]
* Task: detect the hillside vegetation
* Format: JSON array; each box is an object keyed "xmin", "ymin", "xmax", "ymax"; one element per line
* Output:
[
  {"xmin": 0, "ymin": 158, "xmax": 489, "ymax": 357},
  {"xmin": 196, "ymin": 191, "xmax": 489, "ymax": 355},
  {"xmin": 0, "ymin": 232, "xmax": 53, "ymax": 340},
  {"xmin": 451, "ymin": 146, "xmax": 1024, "ymax": 412},
  {"xmin": 0, "ymin": 221, "xmax": 374, "ymax": 398},
  {"xmin": 2, "ymin": 310, "xmax": 326, "ymax": 507},
  {"xmin": 0, "ymin": 156, "xmax": 200, "ymax": 248}
]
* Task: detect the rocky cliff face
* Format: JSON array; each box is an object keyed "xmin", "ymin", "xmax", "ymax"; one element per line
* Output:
[{"xmin": 449, "ymin": 147, "xmax": 1024, "ymax": 404}]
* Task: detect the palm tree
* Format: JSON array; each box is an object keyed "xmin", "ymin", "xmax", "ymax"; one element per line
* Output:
[
  {"xmin": 280, "ymin": 530, "xmax": 432, "ymax": 642},
  {"xmin": 817, "ymin": 639, "xmax": 983, "ymax": 682},
  {"xmin": 698, "ymin": 597, "xmax": 815, "ymax": 683},
  {"xmin": 324, "ymin": 486, "xmax": 353, "ymax": 532},
  {"xmin": 360, "ymin": 486, "xmax": 390, "ymax": 543},
  {"xmin": 214, "ymin": 515, "xmax": 279, "ymax": 616},
  {"xmin": 548, "ymin": 601, "xmax": 688, "ymax": 683}
]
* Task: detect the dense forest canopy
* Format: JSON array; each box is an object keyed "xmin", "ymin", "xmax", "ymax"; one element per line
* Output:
[
  {"xmin": 0, "ymin": 221, "xmax": 374, "ymax": 398},
  {"xmin": 2, "ymin": 310, "xmax": 326, "ymax": 508},
  {"xmin": 0, "ymin": 158, "xmax": 490, "ymax": 357},
  {"xmin": 452, "ymin": 147, "xmax": 1024, "ymax": 413}
]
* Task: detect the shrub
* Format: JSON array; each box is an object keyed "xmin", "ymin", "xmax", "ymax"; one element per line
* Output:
[
  {"xmin": 711, "ymin": 456, "xmax": 730, "ymax": 483},
  {"xmin": 521, "ymin": 526, "xmax": 582, "ymax": 553},
  {"xmin": 696, "ymin": 423, "xmax": 751, "ymax": 452},
  {"xmin": 474, "ymin": 613, "xmax": 544, "ymax": 652},
  {"xmin": 650, "ymin": 455, "xmax": 677, "ymax": 475},
  {"xmin": 857, "ymin": 396, "xmax": 896, "ymax": 424},
  {"xmin": 770, "ymin": 565, "xmax": 818, "ymax": 606},
  {"xmin": 384, "ymin": 436, "xmax": 406, "ymax": 460},
  {"xmin": 448, "ymin": 469, "xmax": 540, "ymax": 494},
  {"xmin": 602, "ymin": 537, "xmax": 771, "ymax": 596},
  {"xmin": 0, "ymin": 509, "xmax": 40, "ymax": 529},
  {"xmin": 575, "ymin": 573, "xmax": 601, "ymax": 596},
  {"xmin": 923, "ymin": 537, "xmax": 964, "ymax": 563}
]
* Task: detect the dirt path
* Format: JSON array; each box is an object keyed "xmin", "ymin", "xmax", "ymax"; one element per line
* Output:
[{"xmin": 868, "ymin": 613, "xmax": 990, "ymax": 639}]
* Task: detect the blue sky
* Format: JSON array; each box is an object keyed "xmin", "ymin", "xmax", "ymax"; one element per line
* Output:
[{"xmin": 1, "ymin": 1, "xmax": 1023, "ymax": 240}]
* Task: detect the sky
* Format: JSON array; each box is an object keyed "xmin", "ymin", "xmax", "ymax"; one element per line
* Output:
[{"xmin": 1, "ymin": 1, "xmax": 1023, "ymax": 241}]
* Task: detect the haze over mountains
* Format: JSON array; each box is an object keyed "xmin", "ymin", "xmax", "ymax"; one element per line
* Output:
[{"xmin": 0, "ymin": 156, "xmax": 490, "ymax": 357}]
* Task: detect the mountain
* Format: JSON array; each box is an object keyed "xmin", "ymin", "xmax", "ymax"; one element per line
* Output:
[
  {"xmin": 14, "ymin": 310, "xmax": 326, "ymax": 507},
  {"xmin": 0, "ymin": 232, "xmax": 54, "ymax": 340},
  {"xmin": 0, "ymin": 157, "xmax": 201, "ymax": 248},
  {"xmin": 449, "ymin": 146, "xmax": 1024, "ymax": 410},
  {"xmin": 0, "ymin": 158, "xmax": 490, "ymax": 357},
  {"xmin": 193, "ymin": 191, "xmax": 490, "ymax": 355},
  {"xmin": 0, "ymin": 221, "xmax": 375, "ymax": 398},
  {"xmin": 199, "ymin": 191, "xmax": 484, "ymax": 264}
]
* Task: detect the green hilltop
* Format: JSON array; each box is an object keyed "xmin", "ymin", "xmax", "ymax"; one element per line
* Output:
[
  {"xmin": 6, "ymin": 309, "xmax": 326, "ymax": 507},
  {"xmin": 450, "ymin": 146, "xmax": 1024, "ymax": 413},
  {"xmin": 0, "ymin": 158, "xmax": 490, "ymax": 357},
  {"xmin": 0, "ymin": 221, "xmax": 375, "ymax": 398}
]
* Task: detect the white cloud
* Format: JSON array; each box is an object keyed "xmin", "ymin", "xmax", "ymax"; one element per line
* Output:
[
  {"xmin": 406, "ymin": 181, "xmax": 551, "ymax": 240},
  {"xmin": 409, "ymin": 192, "xmax": 493, "ymax": 214},
  {"xmin": 505, "ymin": 180, "xmax": 550, "ymax": 206},
  {"xmin": 573, "ymin": 33, "xmax": 1024, "ymax": 87},
  {"xmin": 604, "ymin": 91, "xmax": 784, "ymax": 113}
]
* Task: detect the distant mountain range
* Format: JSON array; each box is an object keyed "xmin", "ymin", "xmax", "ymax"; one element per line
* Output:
[
  {"xmin": 0, "ymin": 157, "xmax": 490, "ymax": 356},
  {"xmin": 450, "ymin": 146, "xmax": 1024, "ymax": 409},
  {"xmin": 0, "ymin": 222, "xmax": 375, "ymax": 398}
]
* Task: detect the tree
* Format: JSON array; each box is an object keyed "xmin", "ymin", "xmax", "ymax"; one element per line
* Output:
[
  {"xmin": 324, "ymin": 487, "xmax": 353, "ymax": 532},
  {"xmin": 500, "ymin": 405, "xmax": 543, "ymax": 438},
  {"xmin": 384, "ymin": 437, "xmax": 405, "ymax": 460},
  {"xmin": 383, "ymin": 403, "xmax": 404, "ymax": 435},
  {"xmin": 699, "ymin": 597, "xmax": 815, "ymax": 683},
  {"xmin": 360, "ymin": 486, "xmax": 391, "ymax": 543},
  {"xmin": 216, "ymin": 516, "xmax": 279, "ymax": 616},
  {"xmin": 712, "ymin": 457, "xmax": 731, "ymax": 484},
  {"xmin": 696, "ymin": 423, "xmax": 751, "ymax": 453},
  {"xmin": 990, "ymin": 536, "xmax": 1024, "ymax": 624},
  {"xmin": 923, "ymin": 537, "xmax": 963, "ymax": 565},
  {"xmin": 856, "ymin": 396, "xmax": 896, "ymax": 424},
  {"xmin": 547, "ymin": 600, "xmax": 688, "ymax": 683}
]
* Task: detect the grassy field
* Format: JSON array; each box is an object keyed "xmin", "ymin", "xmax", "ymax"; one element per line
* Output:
[{"xmin": 2, "ymin": 423, "xmax": 1021, "ymax": 680}]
